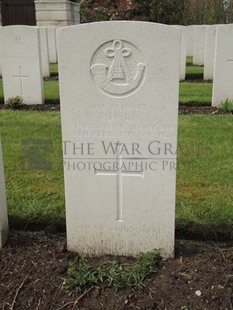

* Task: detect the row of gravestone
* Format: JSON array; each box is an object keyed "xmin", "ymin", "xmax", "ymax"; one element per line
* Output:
[
  {"xmin": 0, "ymin": 26, "xmax": 58, "ymax": 105},
  {"xmin": 0, "ymin": 22, "xmax": 230, "ymax": 258},
  {"xmin": 1, "ymin": 24, "xmax": 233, "ymax": 106},
  {"xmin": 180, "ymin": 25, "xmax": 233, "ymax": 81},
  {"xmin": 181, "ymin": 24, "xmax": 233, "ymax": 106},
  {"xmin": 0, "ymin": 25, "xmax": 233, "ymax": 106},
  {"xmin": 0, "ymin": 26, "xmax": 58, "ymax": 76}
]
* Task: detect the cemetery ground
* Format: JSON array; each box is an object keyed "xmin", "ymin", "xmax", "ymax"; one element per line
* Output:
[{"xmin": 0, "ymin": 59, "xmax": 232, "ymax": 309}]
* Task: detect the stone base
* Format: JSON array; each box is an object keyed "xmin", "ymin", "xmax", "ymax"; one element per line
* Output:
[{"xmin": 35, "ymin": 0, "xmax": 80, "ymax": 27}]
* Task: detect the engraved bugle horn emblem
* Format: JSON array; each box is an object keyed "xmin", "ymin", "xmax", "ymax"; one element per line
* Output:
[{"xmin": 91, "ymin": 39, "xmax": 146, "ymax": 97}]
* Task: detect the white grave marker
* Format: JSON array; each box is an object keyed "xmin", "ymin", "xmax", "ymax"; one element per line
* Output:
[
  {"xmin": 0, "ymin": 140, "xmax": 8, "ymax": 250},
  {"xmin": 185, "ymin": 25, "xmax": 195, "ymax": 57},
  {"xmin": 204, "ymin": 25, "xmax": 217, "ymax": 80},
  {"xmin": 38, "ymin": 27, "xmax": 50, "ymax": 77},
  {"xmin": 0, "ymin": 26, "xmax": 44, "ymax": 105},
  {"xmin": 57, "ymin": 22, "xmax": 180, "ymax": 258},
  {"xmin": 212, "ymin": 25, "xmax": 233, "ymax": 107},
  {"xmin": 179, "ymin": 26, "xmax": 187, "ymax": 81},
  {"xmin": 193, "ymin": 25, "xmax": 207, "ymax": 65},
  {"xmin": 46, "ymin": 26, "xmax": 58, "ymax": 63}
]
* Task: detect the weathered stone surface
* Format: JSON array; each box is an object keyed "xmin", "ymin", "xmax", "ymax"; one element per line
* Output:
[
  {"xmin": 35, "ymin": 0, "xmax": 80, "ymax": 27},
  {"xmin": 38, "ymin": 27, "xmax": 50, "ymax": 77},
  {"xmin": 0, "ymin": 26, "xmax": 44, "ymax": 105},
  {"xmin": 212, "ymin": 25, "xmax": 233, "ymax": 107},
  {"xmin": 46, "ymin": 26, "xmax": 58, "ymax": 63},
  {"xmin": 204, "ymin": 25, "xmax": 217, "ymax": 80},
  {"xmin": 57, "ymin": 22, "xmax": 180, "ymax": 258},
  {"xmin": 185, "ymin": 25, "xmax": 195, "ymax": 57},
  {"xmin": 193, "ymin": 25, "xmax": 207, "ymax": 65}
]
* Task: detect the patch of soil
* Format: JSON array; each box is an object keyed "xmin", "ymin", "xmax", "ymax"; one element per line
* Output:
[
  {"xmin": 1, "ymin": 103, "xmax": 233, "ymax": 115},
  {"xmin": 0, "ymin": 231, "xmax": 233, "ymax": 310},
  {"xmin": 179, "ymin": 106, "xmax": 233, "ymax": 115},
  {"xmin": 0, "ymin": 102, "xmax": 60, "ymax": 111}
]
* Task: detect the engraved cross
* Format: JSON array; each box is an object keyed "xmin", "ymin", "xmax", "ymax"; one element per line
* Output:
[
  {"xmin": 13, "ymin": 65, "xmax": 29, "ymax": 96},
  {"xmin": 15, "ymin": 36, "xmax": 21, "ymax": 43},
  {"xmin": 95, "ymin": 142, "xmax": 144, "ymax": 222}
]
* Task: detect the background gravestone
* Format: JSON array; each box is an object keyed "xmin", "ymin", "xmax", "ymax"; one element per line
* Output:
[
  {"xmin": 38, "ymin": 27, "xmax": 50, "ymax": 78},
  {"xmin": 193, "ymin": 25, "xmax": 207, "ymax": 65},
  {"xmin": 179, "ymin": 26, "xmax": 187, "ymax": 81},
  {"xmin": 0, "ymin": 26, "xmax": 44, "ymax": 105},
  {"xmin": 58, "ymin": 22, "xmax": 180, "ymax": 258},
  {"xmin": 46, "ymin": 26, "xmax": 58, "ymax": 63},
  {"xmin": 185, "ymin": 25, "xmax": 194, "ymax": 57},
  {"xmin": 0, "ymin": 140, "xmax": 8, "ymax": 250},
  {"xmin": 204, "ymin": 25, "xmax": 217, "ymax": 80},
  {"xmin": 212, "ymin": 25, "xmax": 233, "ymax": 107}
]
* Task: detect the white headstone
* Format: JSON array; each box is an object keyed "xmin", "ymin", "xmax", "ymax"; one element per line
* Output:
[
  {"xmin": 46, "ymin": 26, "xmax": 58, "ymax": 63},
  {"xmin": 212, "ymin": 25, "xmax": 233, "ymax": 107},
  {"xmin": 38, "ymin": 27, "xmax": 50, "ymax": 77},
  {"xmin": 193, "ymin": 25, "xmax": 207, "ymax": 65},
  {"xmin": 180, "ymin": 26, "xmax": 187, "ymax": 81},
  {"xmin": 185, "ymin": 25, "xmax": 194, "ymax": 57},
  {"xmin": 57, "ymin": 22, "xmax": 180, "ymax": 258},
  {"xmin": 204, "ymin": 25, "xmax": 217, "ymax": 80},
  {"xmin": 0, "ymin": 26, "xmax": 44, "ymax": 105},
  {"xmin": 0, "ymin": 140, "xmax": 8, "ymax": 250}
]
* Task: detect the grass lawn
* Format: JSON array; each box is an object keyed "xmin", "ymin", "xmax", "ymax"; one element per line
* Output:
[
  {"xmin": 186, "ymin": 56, "xmax": 204, "ymax": 80},
  {"xmin": 0, "ymin": 62, "xmax": 212, "ymax": 105},
  {"xmin": 0, "ymin": 79, "xmax": 60, "ymax": 102},
  {"xmin": 0, "ymin": 111, "xmax": 232, "ymax": 237},
  {"xmin": 186, "ymin": 56, "xmax": 193, "ymax": 66},
  {"xmin": 179, "ymin": 82, "xmax": 212, "ymax": 105},
  {"xmin": 186, "ymin": 66, "xmax": 204, "ymax": 80},
  {"xmin": 50, "ymin": 63, "xmax": 59, "ymax": 76},
  {"xmin": 44, "ymin": 80, "xmax": 60, "ymax": 101},
  {"xmin": 0, "ymin": 111, "xmax": 64, "ymax": 222}
]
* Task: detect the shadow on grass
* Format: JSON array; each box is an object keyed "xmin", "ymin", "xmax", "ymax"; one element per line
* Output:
[
  {"xmin": 185, "ymin": 72, "xmax": 204, "ymax": 81},
  {"xmin": 9, "ymin": 215, "xmax": 233, "ymax": 242},
  {"xmin": 179, "ymin": 101, "xmax": 211, "ymax": 106}
]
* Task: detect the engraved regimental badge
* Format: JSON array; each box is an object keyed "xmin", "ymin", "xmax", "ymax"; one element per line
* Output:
[{"xmin": 91, "ymin": 39, "xmax": 146, "ymax": 98}]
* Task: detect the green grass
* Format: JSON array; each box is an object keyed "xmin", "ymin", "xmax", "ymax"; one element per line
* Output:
[
  {"xmin": 186, "ymin": 56, "xmax": 204, "ymax": 80},
  {"xmin": 0, "ymin": 111, "xmax": 232, "ymax": 237},
  {"xmin": 0, "ymin": 79, "xmax": 211, "ymax": 106},
  {"xmin": 50, "ymin": 63, "xmax": 59, "ymax": 76},
  {"xmin": 44, "ymin": 80, "xmax": 60, "ymax": 101},
  {"xmin": 0, "ymin": 79, "xmax": 60, "ymax": 102},
  {"xmin": 186, "ymin": 56, "xmax": 193, "ymax": 66},
  {"xmin": 0, "ymin": 62, "xmax": 209, "ymax": 105},
  {"xmin": 176, "ymin": 115, "xmax": 233, "ymax": 236},
  {"xmin": 0, "ymin": 111, "xmax": 64, "ymax": 222},
  {"xmin": 186, "ymin": 65, "xmax": 204, "ymax": 76},
  {"xmin": 186, "ymin": 66, "xmax": 204, "ymax": 80},
  {"xmin": 0, "ymin": 80, "xmax": 3, "ymax": 101},
  {"xmin": 179, "ymin": 82, "xmax": 212, "ymax": 105},
  {"xmin": 220, "ymin": 99, "xmax": 233, "ymax": 111},
  {"xmin": 64, "ymin": 250, "xmax": 160, "ymax": 292}
]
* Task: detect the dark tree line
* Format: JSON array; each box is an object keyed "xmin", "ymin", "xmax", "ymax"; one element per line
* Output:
[{"xmin": 80, "ymin": 0, "xmax": 233, "ymax": 25}]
